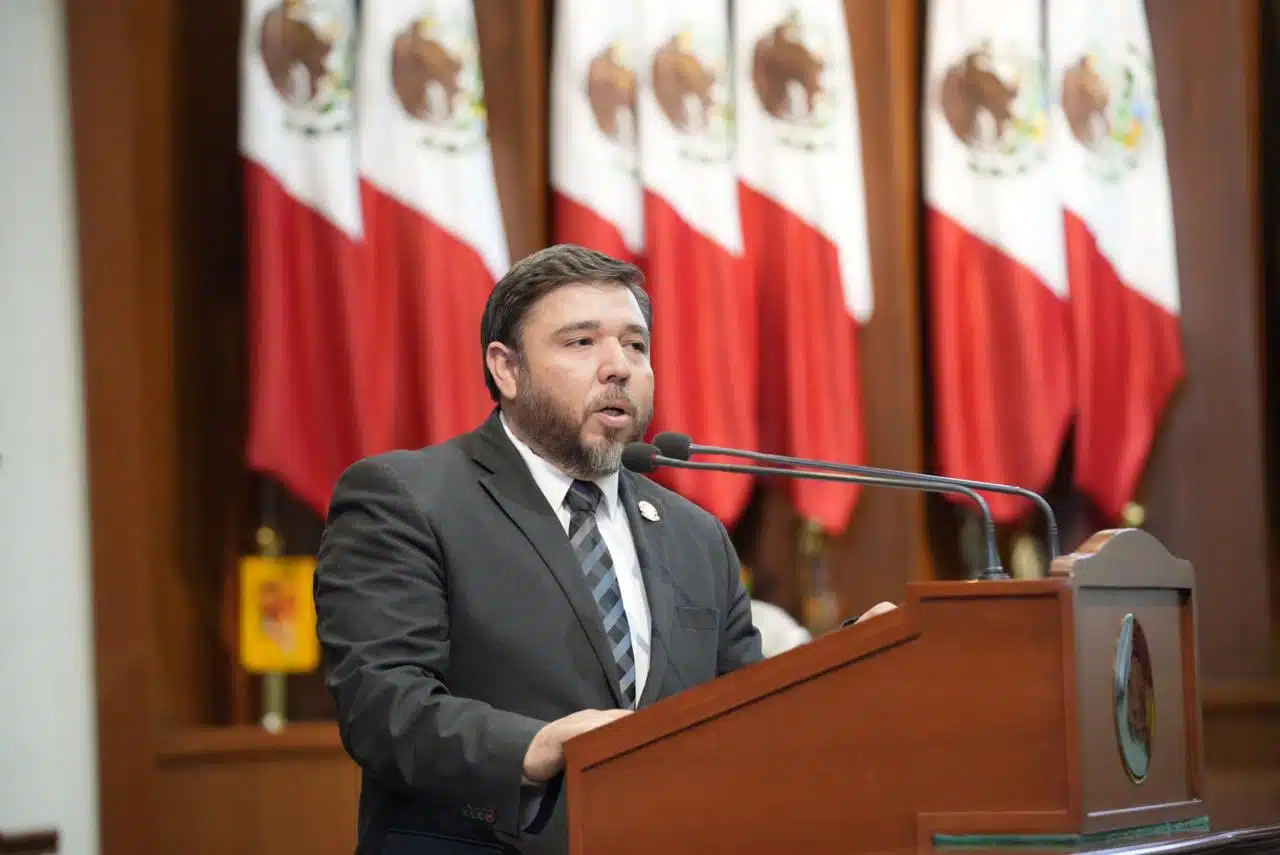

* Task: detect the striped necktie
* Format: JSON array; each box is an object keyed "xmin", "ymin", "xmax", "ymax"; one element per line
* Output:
[{"xmin": 564, "ymin": 479, "xmax": 636, "ymax": 706}]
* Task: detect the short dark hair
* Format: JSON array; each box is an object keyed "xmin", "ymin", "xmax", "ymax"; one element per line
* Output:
[{"xmin": 480, "ymin": 244, "xmax": 651, "ymax": 402}]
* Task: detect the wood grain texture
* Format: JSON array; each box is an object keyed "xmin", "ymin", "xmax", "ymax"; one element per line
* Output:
[
  {"xmin": 564, "ymin": 559, "xmax": 1207, "ymax": 855},
  {"xmin": 156, "ymin": 734, "xmax": 360, "ymax": 855},
  {"xmin": 1261, "ymin": 0, "xmax": 1280, "ymax": 675},
  {"xmin": 834, "ymin": 0, "xmax": 930, "ymax": 610},
  {"xmin": 476, "ymin": 0, "xmax": 549, "ymax": 261},
  {"xmin": 1138, "ymin": 0, "xmax": 1272, "ymax": 683},
  {"xmin": 168, "ymin": 0, "xmax": 247, "ymax": 729},
  {"xmin": 1202, "ymin": 680, "xmax": 1280, "ymax": 828},
  {"xmin": 568, "ymin": 582, "xmax": 1077, "ymax": 855},
  {"xmin": 65, "ymin": 0, "xmax": 174, "ymax": 852}
]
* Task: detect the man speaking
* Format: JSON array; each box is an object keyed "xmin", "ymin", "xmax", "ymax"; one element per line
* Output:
[{"xmin": 314, "ymin": 244, "xmax": 765, "ymax": 855}]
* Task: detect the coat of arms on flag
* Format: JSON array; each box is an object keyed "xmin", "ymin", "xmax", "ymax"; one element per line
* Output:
[
  {"xmin": 646, "ymin": 27, "xmax": 732, "ymax": 164},
  {"xmin": 933, "ymin": 40, "xmax": 1049, "ymax": 177},
  {"xmin": 388, "ymin": 7, "xmax": 489, "ymax": 152},
  {"xmin": 1056, "ymin": 44, "xmax": 1160, "ymax": 181},
  {"xmin": 748, "ymin": 9, "xmax": 846, "ymax": 151},
  {"xmin": 257, "ymin": 0, "xmax": 354, "ymax": 134}
]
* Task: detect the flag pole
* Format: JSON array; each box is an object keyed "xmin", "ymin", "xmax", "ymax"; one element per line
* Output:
[
  {"xmin": 256, "ymin": 475, "xmax": 288, "ymax": 733},
  {"xmin": 798, "ymin": 517, "xmax": 838, "ymax": 636},
  {"xmin": 256, "ymin": 523, "xmax": 288, "ymax": 733},
  {"xmin": 238, "ymin": 478, "xmax": 319, "ymax": 731}
]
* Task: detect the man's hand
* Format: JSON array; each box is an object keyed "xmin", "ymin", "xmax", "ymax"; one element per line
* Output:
[
  {"xmin": 523, "ymin": 709, "xmax": 632, "ymax": 782},
  {"xmin": 853, "ymin": 601, "xmax": 897, "ymax": 623}
]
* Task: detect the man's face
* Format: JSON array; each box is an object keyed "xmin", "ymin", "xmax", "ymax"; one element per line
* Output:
[{"xmin": 491, "ymin": 282, "xmax": 654, "ymax": 477}]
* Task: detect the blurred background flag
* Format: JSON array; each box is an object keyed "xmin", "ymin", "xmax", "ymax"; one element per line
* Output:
[
  {"xmin": 239, "ymin": 552, "xmax": 320, "ymax": 675},
  {"xmin": 1049, "ymin": 0, "xmax": 1185, "ymax": 523},
  {"xmin": 734, "ymin": 0, "xmax": 874, "ymax": 633},
  {"xmin": 734, "ymin": 0, "xmax": 873, "ymax": 539},
  {"xmin": 239, "ymin": 0, "xmax": 367, "ymax": 516},
  {"xmin": 637, "ymin": 0, "xmax": 758, "ymax": 527},
  {"xmin": 550, "ymin": 0, "xmax": 644, "ymax": 262},
  {"xmin": 921, "ymin": 0, "xmax": 1074, "ymax": 525},
  {"xmin": 357, "ymin": 0, "xmax": 509, "ymax": 449}
]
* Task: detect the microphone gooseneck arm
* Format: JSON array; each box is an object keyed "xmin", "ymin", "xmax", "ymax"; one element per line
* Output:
[
  {"xmin": 661, "ymin": 435, "xmax": 1059, "ymax": 559},
  {"xmin": 630, "ymin": 450, "xmax": 1007, "ymax": 580}
]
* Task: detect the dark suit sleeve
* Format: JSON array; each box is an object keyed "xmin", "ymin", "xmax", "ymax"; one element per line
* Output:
[
  {"xmin": 713, "ymin": 519, "xmax": 764, "ymax": 674},
  {"xmin": 314, "ymin": 456, "xmax": 549, "ymax": 838}
]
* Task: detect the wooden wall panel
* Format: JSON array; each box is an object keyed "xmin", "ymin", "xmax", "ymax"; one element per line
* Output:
[
  {"xmin": 66, "ymin": 0, "xmax": 173, "ymax": 852},
  {"xmin": 1202, "ymin": 683, "xmax": 1280, "ymax": 828},
  {"xmin": 477, "ymin": 0, "xmax": 549, "ymax": 260},
  {"xmin": 1263, "ymin": 0, "xmax": 1280, "ymax": 673},
  {"xmin": 838, "ymin": 0, "xmax": 930, "ymax": 606},
  {"xmin": 1138, "ymin": 0, "xmax": 1273, "ymax": 683},
  {"xmin": 170, "ymin": 0, "xmax": 249, "ymax": 729},
  {"xmin": 157, "ymin": 726, "xmax": 360, "ymax": 855}
]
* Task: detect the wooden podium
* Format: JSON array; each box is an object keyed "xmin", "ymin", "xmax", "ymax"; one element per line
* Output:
[{"xmin": 561, "ymin": 528, "xmax": 1209, "ymax": 855}]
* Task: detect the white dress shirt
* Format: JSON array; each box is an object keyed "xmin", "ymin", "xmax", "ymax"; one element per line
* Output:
[{"xmin": 500, "ymin": 415, "xmax": 651, "ymax": 703}]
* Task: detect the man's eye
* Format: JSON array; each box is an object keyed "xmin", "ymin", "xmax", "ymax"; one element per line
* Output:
[
  {"xmin": 627, "ymin": 341, "xmax": 649, "ymax": 353},
  {"xmin": 568, "ymin": 338, "xmax": 592, "ymax": 347}
]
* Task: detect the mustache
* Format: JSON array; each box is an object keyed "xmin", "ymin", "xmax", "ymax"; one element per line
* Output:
[{"xmin": 587, "ymin": 389, "xmax": 637, "ymax": 414}]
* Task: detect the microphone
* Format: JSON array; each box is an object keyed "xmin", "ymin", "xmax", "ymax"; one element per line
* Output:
[
  {"xmin": 622, "ymin": 443, "xmax": 1008, "ymax": 580},
  {"xmin": 652, "ymin": 431, "xmax": 1059, "ymax": 559}
]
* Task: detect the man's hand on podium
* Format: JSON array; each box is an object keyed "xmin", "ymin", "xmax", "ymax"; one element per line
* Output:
[
  {"xmin": 852, "ymin": 601, "xmax": 897, "ymax": 623},
  {"xmin": 523, "ymin": 708, "xmax": 634, "ymax": 782}
]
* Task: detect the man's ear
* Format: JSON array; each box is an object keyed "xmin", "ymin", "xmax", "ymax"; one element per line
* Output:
[{"xmin": 486, "ymin": 341, "xmax": 520, "ymax": 400}]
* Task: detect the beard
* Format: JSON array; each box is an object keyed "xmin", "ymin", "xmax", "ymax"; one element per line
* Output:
[{"xmin": 507, "ymin": 369, "xmax": 652, "ymax": 479}]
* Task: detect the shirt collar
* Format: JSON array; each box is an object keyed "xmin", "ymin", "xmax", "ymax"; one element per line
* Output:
[{"xmin": 500, "ymin": 412, "xmax": 620, "ymax": 517}]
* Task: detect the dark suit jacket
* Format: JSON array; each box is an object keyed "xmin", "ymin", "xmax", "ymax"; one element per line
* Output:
[{"xmin": 314, "ymin": 411, "xmax": 764, "ymax": 855}]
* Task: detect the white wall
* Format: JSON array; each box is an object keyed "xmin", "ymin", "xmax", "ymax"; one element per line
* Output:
[{"xmin": 0, "ymin": 1, "xmax": 102, "ymax": 853}]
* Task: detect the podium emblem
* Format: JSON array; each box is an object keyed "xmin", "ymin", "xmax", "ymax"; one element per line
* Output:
[{"xmin": 1113, "ymin": 613, "xmax": 1155, "ymax": 783}]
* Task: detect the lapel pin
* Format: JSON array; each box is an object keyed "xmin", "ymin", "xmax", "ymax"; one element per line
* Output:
[{"xmin": 638, "ymin": 500, "xmax": 660, "ymax": 522}]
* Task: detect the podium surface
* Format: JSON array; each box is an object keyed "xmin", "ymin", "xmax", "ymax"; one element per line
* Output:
[{"xmin": 562, "ymin": 529, "xmax": 1211, "ymax": 855}]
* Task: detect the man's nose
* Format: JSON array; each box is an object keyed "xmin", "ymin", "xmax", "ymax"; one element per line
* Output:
[{"xmin": 598, "ymin": 338, "xmax": 632, "ymax": 383}]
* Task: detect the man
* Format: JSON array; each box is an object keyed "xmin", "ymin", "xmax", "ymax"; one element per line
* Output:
[{"xmin": 314, "ymin": 244, "xmax": 765, "ymax": 855}]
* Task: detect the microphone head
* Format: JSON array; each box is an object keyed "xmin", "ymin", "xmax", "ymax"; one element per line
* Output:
[
  {"xmin": 621, "ymin": 442, "xmax": 661, "ymax": 473},
  {"xmin": 652, "ymin": 431, "xmax": 692, "ymax": 461}
]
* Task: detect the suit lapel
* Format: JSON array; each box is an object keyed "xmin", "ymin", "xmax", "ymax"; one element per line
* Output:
[
  {"xmin": 469, "ymin": 412, "xmax": 628, "ymax": 708},
  {"xmin": 619, "ymin": 473, "xmax": 676, "ymax": 709}
]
